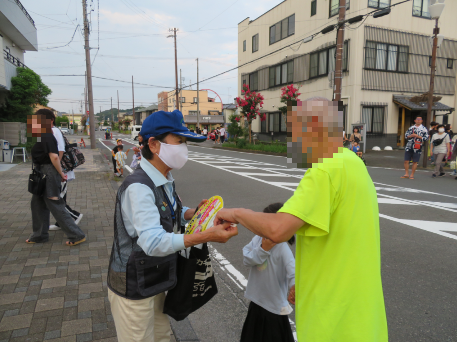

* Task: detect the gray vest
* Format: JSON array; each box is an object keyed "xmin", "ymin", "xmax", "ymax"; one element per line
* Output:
[{"xmin": 107, "ymin": 166, "xmax": 183, "ymax": 300}]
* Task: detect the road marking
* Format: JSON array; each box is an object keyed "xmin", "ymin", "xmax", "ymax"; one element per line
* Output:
[
  {"xmin": 374, "ymin": 182, "xmax": 457, "ymax": 200},
  {"xmin": 379, "ymin": 214, "xmax": 457, "ymax": 241},
  {"xmin": 377, "ymin": 198, "xmax": 418, "ymax": 205}
]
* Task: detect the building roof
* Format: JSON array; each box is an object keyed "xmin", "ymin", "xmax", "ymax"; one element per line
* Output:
[
  {"xmin": 143, "ymin": 104, "xmax": 158, "ymax": 112},
  {"xmin": 223, "ymin": 103, "xmax": 237, "ymax": 110},
  {"xmin": 393, "ymin": 95, "xmax": 455, "ymax": 112}
]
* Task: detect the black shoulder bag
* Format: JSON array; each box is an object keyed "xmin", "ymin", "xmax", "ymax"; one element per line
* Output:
[
  {"xmin": 432, "ymin": 134, "xmax": 448, "ymax": 147},
  {"xmin": 28, "ymin": 164, "xmax": 47, "ymax": 196}
]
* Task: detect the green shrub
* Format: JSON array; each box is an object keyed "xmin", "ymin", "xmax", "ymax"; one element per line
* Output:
[{"xmin": 237, "ymin": 139, "xmax": 247, "ymax": 148}]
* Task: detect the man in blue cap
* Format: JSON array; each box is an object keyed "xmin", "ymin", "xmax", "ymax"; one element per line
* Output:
[{"xmin": 107, "ymin": 110, "xmax": 238, "ymax": 342}]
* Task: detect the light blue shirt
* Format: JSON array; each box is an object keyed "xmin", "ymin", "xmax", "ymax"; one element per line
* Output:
[
  {"xmin": 243, "ymin": 236, "xmax": 295, "ymax": 315},
  {"xmin": 120, "ymin": 158, "xmax": 190, "ymax": 257}
]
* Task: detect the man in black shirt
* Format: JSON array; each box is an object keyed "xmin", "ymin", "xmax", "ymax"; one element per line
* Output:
[
  {"xmin": 429, "ymin": 121, "xmax": 438, "ymax": 164},
  {"xmin": 112, "ymin": 139, "xmax": 122, "ymax": 174}
]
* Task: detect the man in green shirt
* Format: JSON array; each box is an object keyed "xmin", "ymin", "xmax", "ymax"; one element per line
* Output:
[{"xmin": 215, "ymin": 98, "xmax": 388, "ymax": 341}]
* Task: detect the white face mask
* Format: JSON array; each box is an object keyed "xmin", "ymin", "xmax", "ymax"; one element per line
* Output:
[
  {"xmin": 438, "ymin": 128, "xmax": 445, "ymax": 133},
  {"xmin": 156, "ymin": 142, "xmax": 188, "ymax": 170}
]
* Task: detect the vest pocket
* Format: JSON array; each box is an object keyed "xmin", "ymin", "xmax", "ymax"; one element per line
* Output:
[{"xmin": 134, "ymin": 253, "xmax": 177, "ymax": 297}]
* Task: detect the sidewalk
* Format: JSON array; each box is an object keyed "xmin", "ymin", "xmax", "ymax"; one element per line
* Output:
[{"xmin": 0, "ymin": 144, "xmax": 177, "ymax": 342}]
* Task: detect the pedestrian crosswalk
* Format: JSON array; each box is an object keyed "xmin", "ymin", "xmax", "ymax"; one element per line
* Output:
[{"xmin": 188, "ymin": 150, "xmax": 457, "ymax": 241}]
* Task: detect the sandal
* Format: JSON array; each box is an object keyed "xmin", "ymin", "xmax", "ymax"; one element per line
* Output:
[
  {"xmin": 66, "ymin": 237, "xmax": 86, "ymax": 246},
  {"xmin": 409, "ymin": 176, "xmax": 414, "ymax": 180},
  {"xmin": 26, "ymin": 238, "xmax": 49, "ymax": 244},
  {"xmin": 400, "ymin": 176, "xmax": 409, "ymax": 179}
]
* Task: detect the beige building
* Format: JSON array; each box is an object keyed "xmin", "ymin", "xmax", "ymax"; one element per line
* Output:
[
  {"xmin": 238, "ymin": 0, "xmax": 457, "ymax": 149},
  {"xmin": 0, "ymin": 0, "xmax": 38, "ymax": 107},
  {"xmin": 135, "ymin": 104, "xmax": 158, "ymax": 125},
  {"xmin": 163, "ymin": 89, "xmax": 224, "ymax": 131},
  {"xmin": 62, "ymin": 113, "xmax": 85, "ymax": 127}
]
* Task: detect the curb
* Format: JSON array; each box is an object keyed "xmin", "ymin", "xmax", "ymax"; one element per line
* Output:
[
  {"xmin": 189, "ymin": 143, "xmax": 287, "ymax": 157},
  {"xmin": 170, "ymin": 318, "xmax": 200, "ymax": 342}
]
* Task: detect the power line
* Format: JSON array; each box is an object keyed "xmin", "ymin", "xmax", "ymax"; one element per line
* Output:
[
  {"xmin": 41, "ymin": 74, "xmax": 175, "ymax": 88},
  {"xmin": 41, "ymin": 24, "xmax": 80, "ymax": 50}
]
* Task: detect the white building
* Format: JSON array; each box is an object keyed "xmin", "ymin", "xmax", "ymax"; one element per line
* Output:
[
  {"xmin": 0, "ymin": 0, "xmax": 38, "ymax": 105},
  {"xmin": 238, "ymin": 0, "xmax": 457, "ymax": 149}
]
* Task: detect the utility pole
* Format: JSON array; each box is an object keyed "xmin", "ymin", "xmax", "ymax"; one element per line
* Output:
[
  {"xmin": 179, "ymin": 69, "xmax": 182, "ymax": 111},
  {"xmin": 117, "ymin": 90, "xmax": 120, "ymax": 128},
  {"xmin": 196, "ymin": 58, "xmax": 200, "ymax": 129},
  {"xmin": 111, "ymin": 97, "xmax": 113, "ymax": 125},
  {"xmin": 132, "ymin": 76, "xmax": 135, "ymax": 125},
  {"xmin": 72, "ymin": 109, "xmax": 74, "ymax": 133},
  {"xmin": 168, "ymin": 28, "xmax": 179, "ymax": 110},
  {"xmin": 333, "ymin": 0, "xmax": 346, "ymax": 102},
  {"xmin": 423, "ymin": 19, "xmax": 440, "ymax": 168},
  {"xmin": 82, "ymin": 0, "xmax": 96, "ymax": 148}
]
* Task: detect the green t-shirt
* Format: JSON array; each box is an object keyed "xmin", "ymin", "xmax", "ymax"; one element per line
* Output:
[{"xmin": 279, "ymin": 148, "xmax": 388, "ymax": 342}]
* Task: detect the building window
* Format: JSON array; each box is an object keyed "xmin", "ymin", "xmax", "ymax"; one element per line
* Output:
[
  {"xmin": 189, "ymin": 111, "xmax": 201, "ymax": 115},
  {"xmin": 412, "ymin": 0, "xmax": 431, "ymax": 18},
  {"xmin": 249, "ymin": 72, "xmax": 258, "ymax": 91},
  {"xmin": 261, "ymin": 116, "xmax": 267, "ymax": 133},
  {"xmin": 311, "ymin": 0, "xmax": 317, "ymax": 16},
  {"xmin": 362, "ymin": 107, "xmax": 385, "ymax": 134},
  {"xmin": 193, "ymin": 97, "xmax": 198, "ymax": 103},
  {"xmin": 268, "ymin": 113, "xmax": 286, "ymax": 132},
  {"xmin": 368, "ymin": 0, "xmax": 390, "ymax": 8},
  {"xmin": 269, "ymin": 61, "xmax": 294, "ymax": 87},
  {"xmin": 252, "ymin": 34, "xmax": 259, "ymax": 52},
  {"xmin": 429, "ymin": 56, "xmax": 432, "ymax": 67},
  {"xmin": 342, "ymin": 105, "xmax": 347, "ymax": 132},
  {"xmin": 180, "ymin": 97, "xmax": 185, "ymax": 103},
  {"xmin": 365, "ymin": 41, "xmax": 409, "ymax": 72},
  {"xmin": 269, "ymin": 14, "xmax": 295, "ymax": 45},
  {"xmin": 243, "ymin": 40, "xmax": 246, "ymax": 52},
  {"xmin": 330, "ymin": 0, "xmax": 349, "ymax": 17},
  {"xmin": 448, "ymin": 59, "xmax": 454, "ymax": 69},
  {"xmin": 310, "ymin": 42, "xmax": 348, "ymax": 78}
]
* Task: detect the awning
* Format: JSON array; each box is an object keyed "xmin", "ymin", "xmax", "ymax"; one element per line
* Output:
[{"xmin": 393, "ymin": 95, "xmax": 454, "ymax": 112}]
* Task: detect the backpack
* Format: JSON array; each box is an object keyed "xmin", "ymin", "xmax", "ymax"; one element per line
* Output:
[{"xmin": 60, "ymin": 134, "xmax": 85, "ymax": 172}]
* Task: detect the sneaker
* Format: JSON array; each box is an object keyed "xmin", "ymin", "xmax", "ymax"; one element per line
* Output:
[
  {"xmin": 75, "ymin": 213, "xmax": 83, "ymax": 225},
  {"xmin": 432, "ymin": 174, "xmax": 437, "ymax": 178},
  {"xmin": 450, "ymin": 172, "xmax": 457, "ymax": 176},
  {"xmin": 439, "ymin": 173, "xmax": 445, "ymax": 177},
  {"xmin": 49, "ymin": 224, "xmax": 60, "ymax": 231}
]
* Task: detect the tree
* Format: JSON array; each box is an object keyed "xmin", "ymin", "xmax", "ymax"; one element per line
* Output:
[
  {"xmin": 55, "ymin": 116, "xmax": 69, "ymax": 127},
  {"xmin": 81, "ymin": 116, "xmax": 87, "ymax": 128},
  {"xmin": 227, "ymin": 114, "xmax": 244, "ymax": 140},
  {"xmin": 103, "ymin": 120, "xmax": 108, "ymax": 126},
  {"xmin": 0, "ymin": 67, "xmax": 52, "ymax": 122},
  {"xmin": 235, "ymin": 84, "xmax": 265, "ymax": 143},
  {"xmin": 278, "ymin": 84, "xmax": 301, "ymax": 122}
]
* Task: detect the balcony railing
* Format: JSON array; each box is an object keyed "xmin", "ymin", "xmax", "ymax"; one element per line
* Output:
[
  {"xmin": 4, "ymin": 50, "xmax": 28, "ymax": 69},
  {"xmin": 11, "ymin": 0, "xmax": 35, "ymax": 27}
]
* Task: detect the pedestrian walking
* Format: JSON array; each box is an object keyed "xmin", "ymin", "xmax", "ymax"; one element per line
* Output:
[
  {"xmin": 220, "ymin": 126, "xmax": 226, "ymax": 144},
  {"xmin": 215, "ymin": 97, "xmax": 388, "ymax": 342},
  {"xmin": 203, "ymin": 127, "xmax": 207, "ymax": 137},
  {"xmin": 27, "ymin": 109, "xmax": 86, "ymax": 246},
  {"xmin": 112, "ymin": 139, "xmax": 122, "ymax": 174},
  {"xmin": 401, "ymin": 116, "xmax": 429, "ymax": 180},
  {"xmin": 107, "ymin": 110, "xmax": 238, "ymax": 342},
  {"xmin": 49, "ymin": 117, "xmax": 83, "ymax": 231},
  {"xmin": 130, "ymin": 146, "xmax": 142, "ymax": 170},
  {"xmin": 431, "ymin": 125, "xmax": 451, "ymax": 178},
  {"xmin": 112, "ymin": 145, "xmax": 130, "ymax": 177},
  {"xmin": 240, "ymin": 202, "xmax": 295, "ymax": 342},
  {"xmin": 216, "ymin": 127, "xmax": 220, "ymax": 144}
]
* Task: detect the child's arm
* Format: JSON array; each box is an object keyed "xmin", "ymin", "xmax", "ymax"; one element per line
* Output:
[
  {"xmin": 243, "ymin": 237, "xmax": 271, "ymax": 267},
  {"xmin": 111, "ymin": 150, "xmax": 116, "ymax": 158},
  {"xmin": 125, "ymin": 149, "xmax": 130, "ymax": 156},
  {"xmin": 283, "ymin": 245, "xmax": 296, "ymax": 304}
]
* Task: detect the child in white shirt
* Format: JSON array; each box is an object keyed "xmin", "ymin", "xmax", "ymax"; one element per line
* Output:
[
  {"xmin": 241, "ymin": 202, "xmax": 295, "ymax": 342},
  {"xmin": 112, "ymin": 145, "xmax": 130, "ymax": 177}
]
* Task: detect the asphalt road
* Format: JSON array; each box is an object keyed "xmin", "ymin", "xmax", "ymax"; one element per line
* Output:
[{"xmin": 97, "ymin": 132, "xmax": 457, "ymax": 342}]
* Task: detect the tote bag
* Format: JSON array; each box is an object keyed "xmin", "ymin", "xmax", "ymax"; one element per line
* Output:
[{"xmin": 163, "ymin": 243, "xmax": 218, "ymax": 321}]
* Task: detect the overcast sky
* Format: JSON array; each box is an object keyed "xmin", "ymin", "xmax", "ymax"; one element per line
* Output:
[{"xmin": 20, "ymin": 0, "xmax": 280, "ymax": 113}]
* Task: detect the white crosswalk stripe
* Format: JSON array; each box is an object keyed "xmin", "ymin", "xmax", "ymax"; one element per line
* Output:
[{"xmin": 188, "ymin": 150, "xmax": 457, "ymax": 241}]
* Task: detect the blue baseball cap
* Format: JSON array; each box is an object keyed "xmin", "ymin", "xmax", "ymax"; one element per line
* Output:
[{"xmin": 139, "ymin": 110, "xmax": 206, "ymax": 143}]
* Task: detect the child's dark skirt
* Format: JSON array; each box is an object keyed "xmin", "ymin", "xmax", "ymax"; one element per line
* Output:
[{"xmin": 240, "ymin": 302, "xmax": 294, "ymax": 342}]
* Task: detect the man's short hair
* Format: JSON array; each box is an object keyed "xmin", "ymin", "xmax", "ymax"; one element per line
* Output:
[
  {"xmin": 431, "ymin": 121, "xmax": 438, "ymax": 126},
  {"xmin": 35, "ymin": 108, "xmax": 56, "ymax": 124}
]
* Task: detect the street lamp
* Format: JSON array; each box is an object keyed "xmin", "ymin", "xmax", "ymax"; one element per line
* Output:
[{"xmin": 423, "ymin": 0, "xmax": 446, "ymax": 168}]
